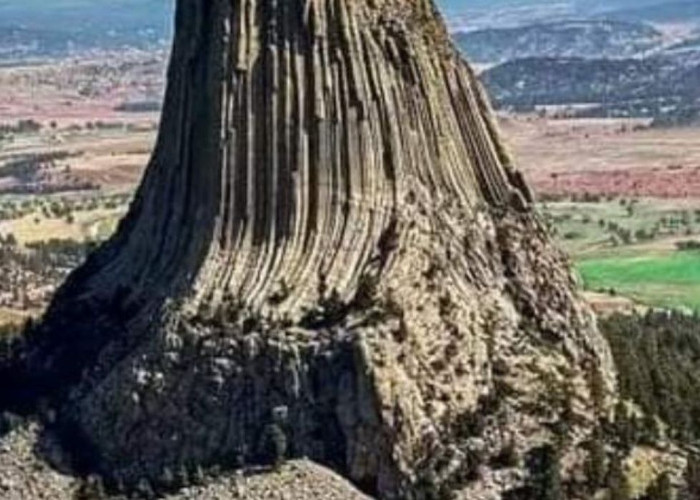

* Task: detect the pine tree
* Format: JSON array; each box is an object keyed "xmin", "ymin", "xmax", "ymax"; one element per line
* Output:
[
  {"xmin": 534, "ymin": 445, "xmax": 564, "ymax": 500},
  {"xmin": 158, "ymin": 466, "xmax": 175, "ymax": 490},
  {"xmin": 74, "ymin": 474, "xmax": 107, "ymax": 500},
  {"xmin": 269, "ymin": 422, "xmax": 288, "ymax": 470},
  {"xmin": 175, "ymin": 464, "xmax": 190, "ymax": 488},
  {"xmin": 640, "ymin": 412, "xmax": 659, "ymax": 446},
  {"xmin": 589, "ymin": 363, "xmax": 608, "ymax": 417},
  {"xmin": 492, "ymin": 439, "xmax": 520, "ymax": 469},
  {"xmin": 645, "ymin": 472, "xmax": 673, "ymax": 500},
  {"xmin": 683, "ymin": 455, "xmax": 700, "ymax": 499},
  {"xmin": 585, "ymin": 428, "xmax": 607, "ymax": 493},
  {"xmin": 614, "ymin": 401, "xmax": 636, "ymax": 452},
  {"xmin": 136, "ymin": 478, "xmax": 155, "ymax": 499},
  {"xmin": 608, "ymin": 456, "xmax": 631, "ymax": 500},
  {"xmin": 192, "ymin": 465, "xmax": 206, "ymax": 486}
]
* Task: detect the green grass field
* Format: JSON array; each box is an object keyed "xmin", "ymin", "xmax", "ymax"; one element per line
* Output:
[
  {"xmin": 543, "ymin": 198, "xmax": 700, "ymax": 311},
  {"xmin": 578, "ymin": 251, "xmax": 700, "ymax": 311}
]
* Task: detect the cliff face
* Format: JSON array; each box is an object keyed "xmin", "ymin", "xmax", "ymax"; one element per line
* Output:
[{"xmin": 14, "ymin": 0, "xmax": 615, "ymax": 497}]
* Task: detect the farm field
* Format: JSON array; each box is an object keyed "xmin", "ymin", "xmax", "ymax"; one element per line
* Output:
[
  {"xmin": 0, "ymin": 196, "xmax": 127, "ymax": 244},
  {"xmin": 502, "ymin": 115, "xmax": 700, "ymax": 198},
  {"xmin": 0, "ymin": 53, "xmax": 156, "ymax": 323},
  {"xmin": 538, "ymin": 196, "xmax": 700, "ymax": 310},
  {"xmin": 502, "ymin": 114, "xmax": 700, "ymax": 312},
  {"xmin": 579, "ymin": 252, "xmax": 700, "ymax": 311}
]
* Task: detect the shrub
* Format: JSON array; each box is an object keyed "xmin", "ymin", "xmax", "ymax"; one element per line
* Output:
[
  {"xmin": 563, "ymin": 231, "xmax": 582, "ymax": 240},
  {"xmin": 490, "ymin": 440, "xmax": 520, "ymax": 469},
  {"xmin": 675, "ymin": 240, "xmax": 700, "ymax": 251}
]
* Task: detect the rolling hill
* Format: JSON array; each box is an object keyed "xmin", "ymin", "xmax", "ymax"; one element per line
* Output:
[
  {"xmin": 455, "ymin": 20, "xmax": 663, "ymax": 65},
  {"xmin": 482, "ymin": 54, "xmax": 700, "ymax": 123}
]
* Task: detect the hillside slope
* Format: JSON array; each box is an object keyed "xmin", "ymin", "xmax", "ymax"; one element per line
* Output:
[
  {"xmin": 482, "ymin": 54, "xmax": 700, "ymax": 122},
  {"xmin": 456, "ymin": 21, "xmax": 663, "ymax": 65}
]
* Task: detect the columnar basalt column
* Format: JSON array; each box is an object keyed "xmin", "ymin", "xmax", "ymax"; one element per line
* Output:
[{"xmin": 14, "ymin": 0, "xmax": 615, "ymax": 497}]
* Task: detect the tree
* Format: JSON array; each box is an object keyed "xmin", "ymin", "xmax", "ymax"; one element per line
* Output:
[
  {"xmin": 270, "ymin": 422, "xmax": 287, "ymax": 470},
  {"xmin": 639, "ymin": 412, "xmax": 659, "ymax": 445},
  {"xmin": 542, "ymin": 450, "xmax": 563, "ymax": 500},
  {"xmin": 491, "ymin": 439, "xmax": 520, "ymax": 469},
  {"xmin": 136, "ymin": 478, "xmax": 155, "ymax": 499},
  {"xmin": 175, "ymin": 465, "xmax": 189, "ymax": 489},
  {"xmin": 683, "ymin": 455, "xmax": 700, "ymax": 499},
  {"xmin": 585, "ymin": 429, "xmax": 607, "ymax": 493},
  {"xmin": 601, "ymin": 312, "xmax": 700, "ymax": 441},
  {"xmin": 528, "ymin": 445, "xmax": 564, "ymax": 500},
  {"xmin": 644, "ymin": 472, "xmax": 673, "ymax": 500},
  {"xmin": 192, "ymin": 465, "xmax": 206, "ymax": 486},
  {"xmin": 74, "ymin": 475, "xmax": 107, "ymax": 500},
  {"xmin": 158, "ymin": 467, "xmax": 175, "ymax": 490},
  {"xmin": 608, "ymin": 456, "xmax": 631, "ymax": 500},
  {"xmin": 260, "ymin": 407, "xmax": 289, "ymax": 471}
]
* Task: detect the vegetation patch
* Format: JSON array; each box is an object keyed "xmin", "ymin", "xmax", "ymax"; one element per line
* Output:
[
  {"xmin": 601, "ymin": 311, "xmax": 700, "ymax": 441},
  {"xmin": 541, "ymin": 197, "xmax": 700, "ymax": 310},
  {"xmin": 578, "ymin": 252, "xmax": 700, "ymax": 310}
]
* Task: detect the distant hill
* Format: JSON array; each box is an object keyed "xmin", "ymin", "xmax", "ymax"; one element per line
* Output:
[
  {"xmin": 483, "ymin": 57, "xmax": 671, "ymax": 106},
  {"xmin": 482, "ymin": 54, "xmax": 700, "ymax": 123},
  {"xmin": 0, "ymin": 0, "xmax": 173, "ymax": 59},
  {"xmin": 455, "ymin": 20, "xmax": 663, "ymax": 65}
]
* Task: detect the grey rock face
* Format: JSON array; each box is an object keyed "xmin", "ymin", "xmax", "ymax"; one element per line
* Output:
[
  {"xmin": 0, "ymin": 422, "xmax": 370, "ymax": 500},
  {"xmin": 15, "ymin": 0, "xmax": 616, "ymax": 498}
]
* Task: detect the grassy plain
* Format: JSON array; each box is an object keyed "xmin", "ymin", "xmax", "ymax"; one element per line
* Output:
[
  {"xmin": 0, "ymin": 199, "xmax": 125, "ymax": 245},
  {"xmin": 540, "ymin": 197, "xmax": 700, "ymax": 311},
  {"xmin": 579, "ymin": 252, "xmax": 700, "ymax": 311}
]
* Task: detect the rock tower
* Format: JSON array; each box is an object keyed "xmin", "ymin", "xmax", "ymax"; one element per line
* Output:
[{"xmin": 13, "ymin": 0, "xmax": 615, "ymax": 497}]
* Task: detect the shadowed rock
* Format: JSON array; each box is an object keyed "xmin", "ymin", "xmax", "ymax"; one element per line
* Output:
[{"xmin": 8, "ymin": 0, "xmax": 615, "ymax": 497}]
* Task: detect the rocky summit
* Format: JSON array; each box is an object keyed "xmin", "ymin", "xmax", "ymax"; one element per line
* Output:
[{"xmin": 0, "ymin": 0, "xmax": 622, "ymax": 498}]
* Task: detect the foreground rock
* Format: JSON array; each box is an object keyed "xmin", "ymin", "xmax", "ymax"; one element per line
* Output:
[
  {"xmin": 0, "ymin": 421, "xmax": 369, "ymax": 499},
  {"xmin": 167, "ymin": 461, "xmax": 371, "ymax": 500}
]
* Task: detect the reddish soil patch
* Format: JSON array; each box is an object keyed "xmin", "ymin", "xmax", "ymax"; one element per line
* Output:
[{"xmin": 530, "ymin": 165, "xmax": 700, "ymax": 199}]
